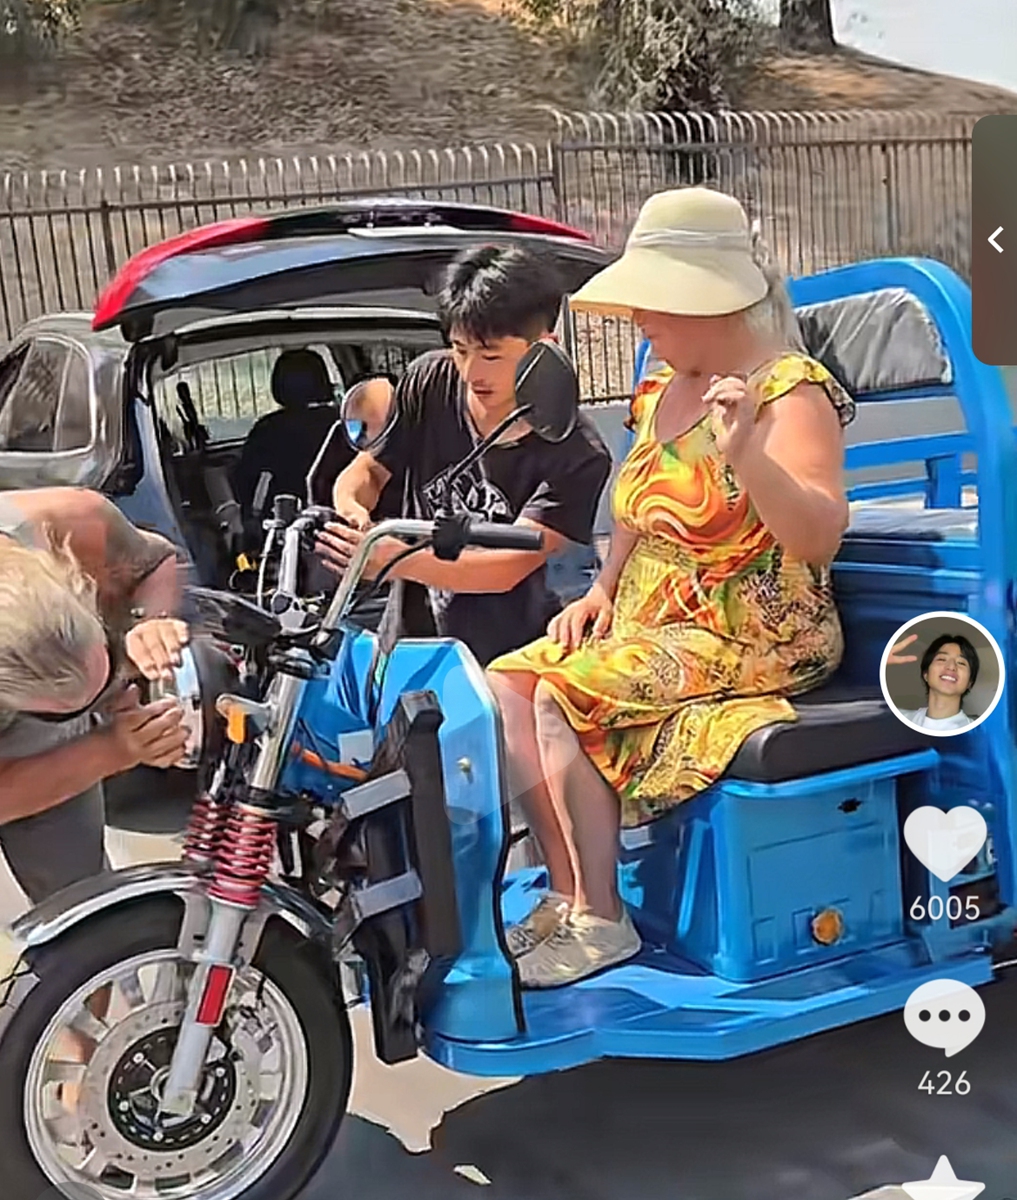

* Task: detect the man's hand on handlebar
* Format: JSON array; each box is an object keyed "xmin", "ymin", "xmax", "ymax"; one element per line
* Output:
[
  {"xmin": 333, "ymin": 498, "xmax": 371, "ymax": 531},
  {"xmin": 315, "ymin": 521, "xmax": 399, "ymax": 581}
]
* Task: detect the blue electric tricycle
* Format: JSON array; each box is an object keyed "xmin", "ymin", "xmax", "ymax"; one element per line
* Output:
[{"xmin": 0, "ymin": 256, "xmax": 1015, "ymax": 1200}]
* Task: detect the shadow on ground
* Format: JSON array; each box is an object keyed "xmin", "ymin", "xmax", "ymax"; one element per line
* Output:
[{"xmin": 306, "ymin": 973, "xmax": 1017, "ymax": 1200}]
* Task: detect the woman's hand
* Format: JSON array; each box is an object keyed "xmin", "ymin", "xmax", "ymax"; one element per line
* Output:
[
  {"xmin": 703, "ymin": 373, "xmax": 756, "ymax": 462},
  {"xmin": 547, "ymin": 583, "xmax": 614, "ymax": 653},
  {"xmin": 125, "ymin": 618, "xmax": 189, "ymax": 682},
  {"xmin": 887, "ymin": 633, "xmax": 919, "ymax": 665}
]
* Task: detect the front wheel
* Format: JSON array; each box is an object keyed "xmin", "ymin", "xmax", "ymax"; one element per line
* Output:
[{"xmin": 0, "ymin": 897, "xmax": 352, "ymax": 1200}]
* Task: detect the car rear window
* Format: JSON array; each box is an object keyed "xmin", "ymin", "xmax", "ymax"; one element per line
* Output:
[{"xmin": 153, "ymin": 337, "xmax": 438, "ymax": 449}]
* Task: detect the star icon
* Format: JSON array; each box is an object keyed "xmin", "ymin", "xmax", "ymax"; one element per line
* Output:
[{"xmin": 902, "ymin": 1156, "xmax": 985, "ymax": 1200}]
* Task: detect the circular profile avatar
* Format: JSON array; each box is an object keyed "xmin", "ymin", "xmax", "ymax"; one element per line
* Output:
[{"xmin": 881, "ymin": 612, "xmax": 1005, "ymax": 737}]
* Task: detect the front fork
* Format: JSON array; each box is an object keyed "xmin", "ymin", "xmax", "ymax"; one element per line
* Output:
[{"xmin": 160, "ymin": 662, "xmax": 308, "ymax": 1118}]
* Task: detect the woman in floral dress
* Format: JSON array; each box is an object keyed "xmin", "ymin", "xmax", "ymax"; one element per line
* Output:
[{"xmin": 487, "ymin": 187, "xmax": 855, "ymax": 988}]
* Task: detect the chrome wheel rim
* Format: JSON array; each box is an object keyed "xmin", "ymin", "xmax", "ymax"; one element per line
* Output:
[{"xmin": 24, "ymin": 948, "xmax": 309, "ymax": 1200}]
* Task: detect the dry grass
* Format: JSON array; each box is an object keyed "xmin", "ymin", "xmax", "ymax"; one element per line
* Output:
[
  {"xmin": 2, "ymin": 2, "xmax": 1015, "ymax": 171},
  {"xmin": 0, "ymin": 0, "xmax": 583, "ymax": 169}
]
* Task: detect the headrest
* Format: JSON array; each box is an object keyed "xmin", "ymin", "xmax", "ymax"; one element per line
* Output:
[
  {"xmin": 271, "ymin": 348, "xmax": 333, "ymax": 409},
  {"xmin": 794, "ymin": 287, "xmax": 952, "ymax": 398}
]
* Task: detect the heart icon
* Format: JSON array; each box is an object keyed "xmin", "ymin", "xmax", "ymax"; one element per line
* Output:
[{"xmin": 903, "ymin": 806, "xmax": 988, "ymax": 883}]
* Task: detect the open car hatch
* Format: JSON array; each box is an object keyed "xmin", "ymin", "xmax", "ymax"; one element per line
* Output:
[{"xmin": 93, "ymin": 199, "xmax": 610, "ymax": 341}]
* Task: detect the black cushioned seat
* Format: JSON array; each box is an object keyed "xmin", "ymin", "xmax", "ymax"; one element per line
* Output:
[
  {"xmin": 725, "ymin": 681, "xmax": 934, "ymax": 784},
  {"xmin": 843, "ymin": 506, "xmax": 978, "ymax": 542}
]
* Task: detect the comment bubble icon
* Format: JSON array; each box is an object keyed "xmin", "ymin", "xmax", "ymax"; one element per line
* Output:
[{"xmin": 904, "ymin": 979, "xmax": 985, "ymax": 1057}]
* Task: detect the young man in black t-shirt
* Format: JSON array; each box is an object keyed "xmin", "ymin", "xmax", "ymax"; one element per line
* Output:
[{"xmin": 316, "ymin": 245, "xmax": 612, "ymax": 667}]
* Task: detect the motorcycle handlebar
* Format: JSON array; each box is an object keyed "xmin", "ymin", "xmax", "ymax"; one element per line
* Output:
[
  {"xmin": 317, "ymin": 516, "xmax": 545, "ymax": 642},
  {"xmin": 463, "ymin": 522, "xmax": 544, "ymax": 552}
]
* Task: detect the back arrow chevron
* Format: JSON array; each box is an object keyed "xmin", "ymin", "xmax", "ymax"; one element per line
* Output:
[{"xmin": 989, "ymin": 226, "xmax": 1004, "ymax": 252}]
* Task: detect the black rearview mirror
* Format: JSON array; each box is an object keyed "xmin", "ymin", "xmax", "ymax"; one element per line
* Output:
[
  {"xmin": 513, "ymin": 340, "xmax": 579, "ymax": 443},
  {"xmin": 339, "ymin": 376, "xmax": 397, "ymax": 454}
]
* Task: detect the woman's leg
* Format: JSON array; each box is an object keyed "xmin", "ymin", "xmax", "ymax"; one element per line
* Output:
[
  {"xmin": 487, "ymin": 671, "xmax": 576, "ymax": 901},
  {"xmin": 533, "ymin": 680, "xmax": 622, "ymax": 921}
]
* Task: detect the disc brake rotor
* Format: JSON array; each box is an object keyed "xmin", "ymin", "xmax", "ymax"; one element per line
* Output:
[{"xmin": 78, "ymin": 1000, "xmax": 259, "ymax": 1179}]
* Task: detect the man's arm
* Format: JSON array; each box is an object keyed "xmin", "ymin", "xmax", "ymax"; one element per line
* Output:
[
  {"xmin": 385, "ymin": 519, "xmax": 566, "ymax": 593},
  {"xmin": 0, "ymin": 732, "xmax": 130, "ymax": 824},
  {"xmin": 333, "ymin": 360, "xmax": 418, "ymax": 525},
  {"xmin": 0, "ymin": 692, "xmax": 190, "ymax": 824},
  {"xmin": 332, "ymin": 452, "xmax": 392, "ymax": 528},
  {"xmin": 7, "ymin": 488, "xmax": 187, "ymax": 680},
  {"xmin": 7, "ymin": 488, "xmax": 179, "ymax": 612}
]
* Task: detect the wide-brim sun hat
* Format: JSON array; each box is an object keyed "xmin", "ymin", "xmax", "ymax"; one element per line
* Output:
[{"xmin": 571, "ymin": 187, "xmax": 769, "ymax": 318}]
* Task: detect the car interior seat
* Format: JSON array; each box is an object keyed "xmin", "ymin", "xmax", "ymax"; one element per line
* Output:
[{"xmin": 232, "ymin": 348, "xmax": 340, "ymax": 545}]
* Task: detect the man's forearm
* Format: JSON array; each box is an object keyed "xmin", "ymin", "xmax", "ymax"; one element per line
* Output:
[
  {"xmin": 333, "ymin": 454, "xmax": 386, "ymax": 515},
  {"xmin": 0, "ymin": 730, "xmax": 130, "ymax": 824},
  {"xmin": 389, "ymin": 545, "xmax": 544, "ymax": 593}
]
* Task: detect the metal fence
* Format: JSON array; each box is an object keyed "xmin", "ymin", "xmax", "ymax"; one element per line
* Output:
[
  {"xmin": 1, "ymin": 109, "xmax": 975, "ymax": 405},
  {"xmin": 0, "ymin": 143, "xmax": 557, "ymax": 344},
  {"xmin": 552, "ymin": 109, "xmax": 974, "ymax": 272}
]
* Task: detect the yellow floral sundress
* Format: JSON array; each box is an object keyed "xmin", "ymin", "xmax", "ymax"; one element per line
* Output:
[{"xmin": 489, "ymin": 352, "xmax": 856, "ymax": 827}]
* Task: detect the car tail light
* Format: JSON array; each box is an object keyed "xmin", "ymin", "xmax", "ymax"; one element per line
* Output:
[{"xmin": 505, "ymin": 213, "xmax": 593, "ymax": 241}]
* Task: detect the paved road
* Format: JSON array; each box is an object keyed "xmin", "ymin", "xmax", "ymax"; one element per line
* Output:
[{"xmin": 2, "ymin": 831, "xmax": 1013, "ymax": 1200}]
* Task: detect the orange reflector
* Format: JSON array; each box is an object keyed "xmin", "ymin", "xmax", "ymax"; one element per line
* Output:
[
  {"xmin": 811, "ymin": 908, "xmax": 845, "ymax": 946},
  {"xmin": 226, "ymin": 704, "xmax": 247, "ymax": 745},
  {"xmin": 196, "ymin": 964, "xmax": 235, "ymax": 1027}
]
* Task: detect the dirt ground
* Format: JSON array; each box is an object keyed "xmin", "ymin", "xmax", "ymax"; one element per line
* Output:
[{"xmin": 0, "ymin": 0, "xmax": 1014, "ymax": 170}]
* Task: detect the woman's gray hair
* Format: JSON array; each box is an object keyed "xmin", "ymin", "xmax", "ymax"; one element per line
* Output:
[{"xmin": 742, "ymin": 220, "xmax": 806, "ymax": 351}]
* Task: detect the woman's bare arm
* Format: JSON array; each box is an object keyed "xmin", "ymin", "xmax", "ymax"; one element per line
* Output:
[
  {"xmin": 594, "ymin": 523, "xmax": 639, "ymax": 599},
  {"xmin": 731, "ymin": 384, "xmax": 848, "ymax": 565}
]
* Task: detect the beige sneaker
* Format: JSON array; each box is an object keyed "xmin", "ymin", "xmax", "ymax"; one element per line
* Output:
[
  {"xmin": 518, "ymin": 908, "xmax": 641, "ymax": 988},
  {"xmin": 504, "ymin": 892, "xmax": 570, "ymax": 958}
]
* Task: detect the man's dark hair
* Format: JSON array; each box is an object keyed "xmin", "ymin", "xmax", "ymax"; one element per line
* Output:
[
  {"xmin": 437, "ymin": 245, "xmax": 565, "ymax": 343},
  {"xmin": 921, "ymin": 633, "xmax": 981, "ymax": 695}
]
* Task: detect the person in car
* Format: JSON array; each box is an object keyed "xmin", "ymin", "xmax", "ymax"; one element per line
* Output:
[
  {"xmin": 232, "ymin": 347, "xmax": 340, "ymax": 536},
  {"xmin": 888, "ymin": 631, "xmax": 979, "ymax": 731},
  {"xmin": 0, "ymin": 487, "xmax": 190, "ymax": 904},
  {"xmin": 316, "ymin": 244, "xmax": 613, "ymax": 668},
  {"xmin": 486, "ymin": 187, "xmax": 856, "ymax": 987}
]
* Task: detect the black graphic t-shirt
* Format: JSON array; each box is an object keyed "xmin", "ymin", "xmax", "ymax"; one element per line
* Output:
[{"xmin": 375, "ymin": 350, "xmax": 612, "ymax": 665}]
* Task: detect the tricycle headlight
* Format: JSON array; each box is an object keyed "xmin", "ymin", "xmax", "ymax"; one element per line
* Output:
[{"xmin": 143, "ymin": 640, "xmax": 239, "ymax": 772}]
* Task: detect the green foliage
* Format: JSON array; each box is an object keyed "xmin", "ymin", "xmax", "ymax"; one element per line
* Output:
[
  {"xmin": 520, "ymin": 0, "xmax": 767, "ymax": 110},
  {"xmin": 0, "ymin": 0, "xmax": 82, "ymax": 55}
]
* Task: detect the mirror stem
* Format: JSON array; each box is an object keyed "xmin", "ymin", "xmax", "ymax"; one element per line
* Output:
[{"xmin": 440, "ymin": 404, "xmax": 533, "ymax": 513}]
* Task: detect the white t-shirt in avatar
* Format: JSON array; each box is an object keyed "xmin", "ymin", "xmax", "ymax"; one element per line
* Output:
[{"xmin": 899, "ymin": 707, "xmax": 974, "ymax": 731}]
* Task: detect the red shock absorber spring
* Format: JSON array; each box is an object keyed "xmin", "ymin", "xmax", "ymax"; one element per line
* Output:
[
  {"xmin": 182, "ymin": 793, "xmax": 230, "ymax": 867},
  {"xmin": 208, "ymin": 805, "xmax": 277, "ymax": 909}
]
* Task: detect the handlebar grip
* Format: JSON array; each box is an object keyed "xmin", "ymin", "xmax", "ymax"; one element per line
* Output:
[{"xmin": 465, "ymin": 522, "xmax": 544, "ymax": 552}]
